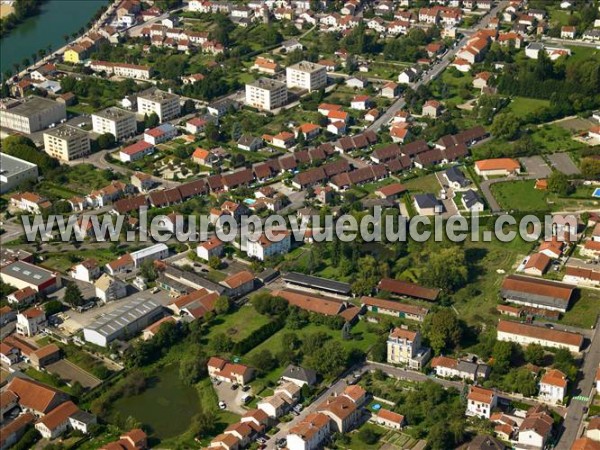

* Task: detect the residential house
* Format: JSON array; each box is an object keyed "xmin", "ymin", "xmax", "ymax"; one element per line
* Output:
[
  {"xmin": 462, "ymin": 189, "xmax": 485, "ymax": 212},
  {"xmin": 70, "ymin": 259, "xmax": 100, "ymax": 283},
  {"xmin": 376, "ymin": 409, "xmax": 405, "ymax": 430},
  {"xmin": 95, "ymin": 274, "xmax": 128, "ymax": 302},
  {"xmin": 387, "ymin": 327, "xmax": 431, "ymax": 370},
  {"xmin": 466, "ymin": 386, "xmax": 497, "ymax": 419},
  {"xmin": 538, "ymin": 369, "xmax": 567, "ymax": 404},
  {"xmin": 16, "ymin": 307, "xmax": 46, "ymax": 336},
  {"xmin": 207, "ymin": 357, "xmax": 255, "ymax": 385}
]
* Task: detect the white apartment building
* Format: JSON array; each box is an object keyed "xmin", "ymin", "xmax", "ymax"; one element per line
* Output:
[
  {"xmin": 90, "ymin": 61, "xmax": 153, "ymax": 80},
  {"xmin": 16, "ymin": 307, "xmax": 47, "ymax": 336},
  {"xmin": 246, "ymin": 230, "xmax": 291, "ymax": 261},
  {"xmin": 137, "ymin": 89, "xmax": 181, "ymax": 121},
  {"xmin": 0, "ymin": 96, "xmax": 66, "ymax": 133},
  {"xmin": 245, "ymin": 78, "xmax": 288, "ymax": 111},
  {"xmin": 92, "ymin": 107, "xmax": 137, "ymax": 141},
  {"xmin": 286, "ymin": 61, "xmax": 327, "ymax": 92},
  {"xmin": 43, "ymin": 124, "xmax": 91, "ymax": 161}
]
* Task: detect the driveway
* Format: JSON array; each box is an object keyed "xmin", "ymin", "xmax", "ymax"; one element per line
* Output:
[
  {"xmin": 435, "ymin": 172, "xmax": 460, "ymax": 218},
  {"xmin": 213, "ymin": 381, "xmax": 249, "ymax": 415},
  {"xmin": 547, "ymin": 153, "xmax": 580, "ymax": 175},
  {"xmin": 520, "ymin": 156, "xmax": 552, "ymax": 179}
]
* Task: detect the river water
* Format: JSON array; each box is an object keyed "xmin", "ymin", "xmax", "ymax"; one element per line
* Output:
[{"xmin": 0, "ymin": 0, "xmax": 108, "ymax": 74}]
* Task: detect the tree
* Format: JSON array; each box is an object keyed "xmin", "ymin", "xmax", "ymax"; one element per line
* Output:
[
  {"xmin": 581, "ymin": 157, "xmax": 600, "ymax": 180},
  {"xmin": 250, "ymin": 349, "xmax": 277, "ymax": 374},
  {"xmin": 180, "ymin": 350, "xmax": 207, "ymax": 385},
  {"xmin": 252, "ymin": 292, "xmax": 288, "ymax": 316},
  {"xmin": 547, "ymin": 171, "xmax": 574, "ymax": 196},
  {"xmin": 139, "ymin": 260, "xmax": 158, "ymax": 282},
  {"xmin": 305, "ymin": 340, "xmax": 347, "ymax": 377},
  {"xmin": 419, "ymin": 246, "xmax": 468, "ymax": 292},
  {"xmin": 97, "ymin": 133, "xmax": 116, "ymax": 150},
  {"xmin": 144, "ymin": 112, "xmax": 160, "ymax": 129},
  {"xmin": 210, "ymin": 333, "xmax": 234, "ymax": 353},
  {"xmin": 214, "ymin": 296, "xmax": 231, "ymax": 314},
  {"xmin": 422, "ymin": 308, "xmax": 463, "ymax": 354},
  {"xmin": 44, "ymin": 300, "xmax": 63, "ymax": 316},
  {"xmin": 525, "ymin": 343, "xmax": 545, "ymax": 366},
  {"xmin": 208, "ymin": 256, "xmax": 222, "ymax": 270},
  {"xmin": 491, "ymin": 112, "xmax": 520, "ymax": 140},
  {"xmin": 64, "ymin": 283, "xmax": 85, "ymax": 307},
  {"xmin": 492, "ymin": 340, "xmax": 515, "ymax": 375},
  {"xmin": 182, "ymin": 99, "xmax": 196, "ymax": 114}
]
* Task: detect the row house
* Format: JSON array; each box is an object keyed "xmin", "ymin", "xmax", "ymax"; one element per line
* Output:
[
  {"xmin": 329, "ymin": 164, "xmax": 388, "ymax": 191},
  {"xmin": 86, "ymin": 181, "xmax": 133, "ymax": 208},
  {"xmin": 431, "ymin": 356, "xmax": 490, "ymax": 381}
]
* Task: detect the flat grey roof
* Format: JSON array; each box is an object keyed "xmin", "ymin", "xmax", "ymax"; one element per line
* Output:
[
  {"xmin": 85, "ymin": 297, "xmax": 162, "ymax": 338},
  {"xmin": 287, "ymin": 61, "xmax": 325, "ymax": 73},
  {"xmin": 0, "ymin": 153, "xmax": 37, "ymax": 176},
  {"xmin": 92, "ymin": 106, "xmax": 136, "ymax": 120},
  {"xmin": 283, "ymin": 272, "xmax": 351, "ymax": 295},
  {"xmin": 43, "ymin": 124, "xmax": 89, "ymax": 139},
  {"xmin": 4, "ymin": 96, "xmax": 63, "ymax": 118},
  {"xmin": 249, "ymin": 78, "xmax": 286, "ymax": 91},
  {"xmin": 1, "ymin": 261, "xmax": 55, "ymax": 286},
  {"xmin": 138, "ymin": 89, "xmax": 178, "ymax": 102}
]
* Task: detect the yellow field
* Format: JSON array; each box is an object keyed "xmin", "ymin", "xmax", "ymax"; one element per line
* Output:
[{"xmin": 0, "ymin": 4, "xmax": 15, "ymax": 19}]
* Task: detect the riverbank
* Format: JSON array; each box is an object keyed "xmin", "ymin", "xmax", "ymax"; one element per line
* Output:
[
  {"xmin": 0, "ymin": 0, "xmax": 47, "ymax": 38},
  {"xmin": 1, "ymin": 0, "xmax": 110, "ymax": 76}
]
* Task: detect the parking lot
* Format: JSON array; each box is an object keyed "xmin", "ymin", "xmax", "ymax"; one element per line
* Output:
[
  {"xmin": 213, "ymin": 380, "xmax": 251, "ymax": 415},
  {"xmin": 47, "ymin": 359, "xmax": 102, "ymax": 389},
  {"xmin": 519, "ymin": 156, "xmax": 553, "ymax": 178},
  {"xmin": 547, "ymin": 152, "xmax": 580, "ymax": 175}
]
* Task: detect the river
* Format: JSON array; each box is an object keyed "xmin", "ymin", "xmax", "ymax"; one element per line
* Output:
[{"xmin": 0, "ymin": 0, "xmax": 108, "ymax": 75}]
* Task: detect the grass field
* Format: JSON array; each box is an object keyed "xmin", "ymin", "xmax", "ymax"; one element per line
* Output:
[
  {"xmin": 490, "ymin": 180, "xmax": 549, "ymax": 212},
  {"xmin": 508, "ymin": 97, "xmax": 550, "ymax": 116},
  {"xmin": 561, "ymin": 288, "xmax": 600, "ymax": 329},
  {"xmin": 403, "ymin": 173, "xmax": 441, "ymax": 194},
  {"xmin": 201, "ymin": 304, "xmax": 271, "ymax": 345},
  {"xmin": 42, "ymin": 248, "xmax": 117, "ymax": 273}
]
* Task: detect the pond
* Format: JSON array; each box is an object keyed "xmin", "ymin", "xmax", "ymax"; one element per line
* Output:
[{"xmin": 113, "ymin": 364, "xmax": 200, "ymax": 440}]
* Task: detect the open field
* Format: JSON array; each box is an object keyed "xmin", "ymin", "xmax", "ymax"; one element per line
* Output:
[
  {"xmin": 201, "ymin": 304, "xmax": 271, "ymax": 345},
  {"xmin": 490, "ymin": 180, "xmax": 549, "ymax": 212},
  {"xmin": 508, "ymin": 97, "xmax": 550, "ymax": 116},
  {"xmin": 560, "ymin": 288, "xmax": 600, "ymax": 330},
  {"xmin": 403, "ymin": 173, "xmax": 441, "ymax": 194}
]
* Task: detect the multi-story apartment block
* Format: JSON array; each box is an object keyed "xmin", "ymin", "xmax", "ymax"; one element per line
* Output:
[
  {"xmin": 92, "ymin": 107, "xmax": 137, "ymax": 141},
  {"xmin": 43, "ymin": 125, "xmax": 91, "ymax": 161},
  {"xmin": 137, "ymin": 89, "xmax": 181, "ymax": 121},
  {"xmin": 387, "ymin": 327, "xmax": 431, "ymax": 370},
  {"xmin": 286, "ymin": 61, "xmax": 327, "ymax": 92},
  {"xmin": 245, "ymin": 78, "xmax": 288, "ymax": 111},
  {"xmin": 90, "ymin": 61, "xmax": 153, "ymax": 80},
  {"xmin": 246, "ymin": 230, "xmax": 291, "ymax": 261},
  {"xmin": 0, "ymin": 96, "xmax": 66, "ymax": 133}
]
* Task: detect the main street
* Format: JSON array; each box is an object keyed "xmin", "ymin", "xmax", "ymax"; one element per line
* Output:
[
  {"xmin": 556, "ymin": 315, "xmax": 600, "ymax": 450},
  {"xmin": 366, "ymin": 1, "xmax": 508, "ymax": 133}
]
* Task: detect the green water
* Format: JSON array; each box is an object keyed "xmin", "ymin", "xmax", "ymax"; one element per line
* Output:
[
  {"xmin": 113, "ymin": 365, "xmax": 201, "ymax": 439},
  {"xmin": 0, "ymin": 0, "xmax": 108, "ymax": 74}
]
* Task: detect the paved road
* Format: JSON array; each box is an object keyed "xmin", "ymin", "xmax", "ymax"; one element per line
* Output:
[
  {"xmin": 366, "ymin": 0, "xmax": 508, "ymax": 133},
  {"xmin": 556, "ymin": 315, "xmax": 600, "ymax": 450}
]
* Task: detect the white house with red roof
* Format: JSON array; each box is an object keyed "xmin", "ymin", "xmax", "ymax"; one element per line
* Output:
[
  {"xmin": 376, "ymin": 409, "xmax": 405, "ymax": 430},
  {"xmin": 350, "ymin": 95, "xmax": 372, "ymax": 111},
  {"xmin": 538, "ymin": 369, "xmax": 567, "ymax": 404},
  {"xmin": 16, "ymin": 307, "xmax": 46, "ymax": 337},
  {"xmin": 466, "ymin": 386, "xmax": 497, "ymax": 419},
  {"xmin": 207, "ymin": 357, "xmax": 255, "ymax": 385},
  {"xmin": 246, "ymin": 230, "xmax": 291, "ymax": 261},
  {"xmin": 119, "ymin": 141, "xmax": 154, "ymax": 162},
  {"xmin": 197, "ymin": 237, "xmax": 224, "ymax": 261}
]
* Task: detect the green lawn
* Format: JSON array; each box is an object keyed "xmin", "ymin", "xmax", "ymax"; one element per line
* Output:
[
  {"xmin": 201, "ymin": 304, "xmax": 271, "ymax": 345},
  {"xmin": 42, "ymin": 249, "xmax": 117, "ymax": 273},
  {"xmin": 403, "ymin": 173, "xmax": 441, "ymax": 194},
  {"xmin": 508, "ymin": 97, "xmax": 550, "ymax": 116},
  {"xmin": 490, "ymin": 180, "xmax": 549, "ymax": 212},
  {"xmin": 561, "ymin": 288, "xmax": 600, "ymax": 329}
]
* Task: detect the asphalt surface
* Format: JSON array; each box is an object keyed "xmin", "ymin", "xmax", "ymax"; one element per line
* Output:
[{"xmin": 556, "ymin": 316, "xmax": 600, "ymax": 449}]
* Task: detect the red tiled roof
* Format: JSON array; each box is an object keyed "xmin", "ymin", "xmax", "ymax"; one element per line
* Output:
[
  {"xmin": 497, "ymin": 320, "xmax": 583, "ymax": 349},
  {"xmin": 378, "ymin": 278, "xmax": 440, "ymax": 301}
]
